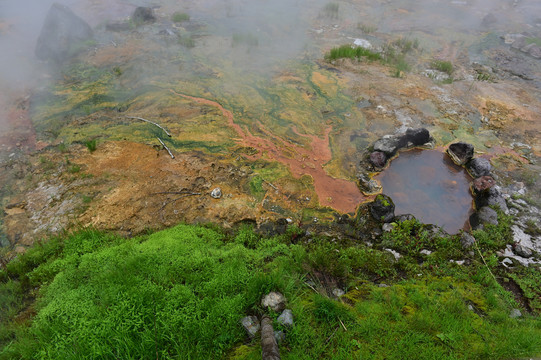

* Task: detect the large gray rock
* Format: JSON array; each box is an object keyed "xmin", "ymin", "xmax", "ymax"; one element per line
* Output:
[
  {"xmin": 474, "ymin": 187, "xmax": 508, "ymax": 213},
  {"xmin": 35, "ymin": 3, "xmax": 94, "ymax": 62},
  {"xmin": 262, "ymin": 292, "xmax": 286, "ymax": 312},
  {"xmin": 447, "ymin": 142, "xmax": 474, "ymax": 166},
  {"xmin": 370, "ymin": 194, "xmax": 395, "ymax": 223},
  {"xmin": 514, "ymin": 244, "xmax": 533, "ymax": 258},
  {"xmin": 469, "ymin": 206, "xmax": 498, "ymax": 230},
  {"xmin": 241, "ymin": 316, "xmax": 260, "ymax": 338},
  {"xmin": 277, "ymin": 309, "xmax": 294, "ymax": 327},
  {"xmin": 467, "ymin": 158, "xmax": 492, "ymax": 178},
  {"xmin": 471, "ymin": 176, "xmax": 496, "ymax": 195},
  {"xmin": 404, "ymin": 128, "xmax": 431, "ymax": 146},
  {"xmin": 373, "ymin": 135, "xmax": 406, "ymax": 157},
  {"xmin": 132, "ymin": 7, "xmax": 156, "ymax": 25}
]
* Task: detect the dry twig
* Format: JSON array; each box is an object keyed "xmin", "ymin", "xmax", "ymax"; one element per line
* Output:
[
  {"xmin": 126, "ymin": 116, "xmax": 172, "ymax": 137},
  {"xmin": 157, "ymin": 137, "xmax": 175, "ymax": 159}
]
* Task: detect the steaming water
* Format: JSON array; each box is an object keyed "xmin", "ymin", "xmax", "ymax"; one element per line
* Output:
[{"xmin": 375, "ymin": 150, "xmax": 474, "ymax": 234}]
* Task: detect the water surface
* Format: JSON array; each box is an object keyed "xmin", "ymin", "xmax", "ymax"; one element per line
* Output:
[{"xmin": 375, "ymin": 149, "xmax": 473, "ymax": 233}]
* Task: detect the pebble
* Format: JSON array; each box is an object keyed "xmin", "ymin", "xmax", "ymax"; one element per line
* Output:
[{"xmin": 210, "ymin": 187, "xmax": 222, "ymax": 199}]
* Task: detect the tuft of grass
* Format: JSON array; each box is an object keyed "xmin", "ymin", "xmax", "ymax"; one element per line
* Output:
[
  {"xmin": 325, "ymin": 45, "xmax": 382, "ymax": 62},
  {"xmin": 323, "ymin": 2, "xmax": 339, "ymax": 18},
  {"xmin": 171, "ymin": 12, "xmax": 190, "ymax": 23},
  {"xmin": 431, "ymin": 60, "xmax": 454, "ymax": 75},
  {"xmin": 357, "ymin": 23, "xmax": 377, "ymax": 34},
  {"xmin": 178, "ymin": 36, "xmax": 195, "ymax": 48},
  {"xmin": 85, "ymin": 139, "xmax": 97, "ymax": 153}
]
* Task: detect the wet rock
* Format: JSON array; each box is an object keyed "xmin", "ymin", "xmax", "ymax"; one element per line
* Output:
[
  {"xmin": 210, "ymin": 187, "xmax": 222, "ymax": 199},
  {"xmin": 35, "ymin": 3, "xmax": 94, "ymax": 62},
  {"xmin": 373, "ymin": 135, "xmax": 406, "ymax": 157},
  {"xmin": 514, "ymin": 244, "xmax": 533, "ymax": 258},
  {"xmin": 394, "ymin": 214, "xmax": 415, "ymax": 223},
  {"xmin": 241, "ymin": 316, "xmax": 260, "ymax": 338},
  {"xmin": 471, "ymin": 176, "xmax": 496, "ymax": 194},
  {"xmin": 404, "ymin": 128, "xmax": 430, "ymax": 146},
  {"xmin": 357, "ymin": 172, "xmax": 381, "ymax": 194},
  {"xmin": 510, "ymin": 309, "xmax": 522, "ymax": 319},
  {"xmin": 370, "ymin": 194, "xmax": 395, "ymax": 223},
  {"xmin": 262, "ymin": 292, "xmax": 286, "ymax": 312},
  {"xmin": 370, "ymin": 151, "xmax": 387, "ymax": 168},
  {"xmin": 469, "ymin": 206, "xmax": 498, "ymax": 230},
  {"xmin": 467, "ymin": 157, "xmax": 492, "ymax": 178},
  {"xmin": 447, "ymin": 142, "xmax": 474, "ymax": 166},
  {"xmin": 475, "ymin": 187, "xmax": 508, "ymax": 213},
  {"xmin": 460, "ymin": 232, "xmax": 476, "ymax": 249},
  {"xmin": 277, "ymin": 309, "xmax": 294, "ymax": 327},
  {"xmin": 132, "ymin": 7, "xmax": 156, "ymax": 25}
]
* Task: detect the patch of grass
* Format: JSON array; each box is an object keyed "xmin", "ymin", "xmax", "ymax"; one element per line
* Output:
[
  {"xmin": 323, "ymin": 2, "xmax": 339, "ymax": 18},
  {"xmin": 68, "ymin": 165, "xmax": 81, "ymax": 174},
  {"xmin": 232, "ymin": 33, "xmax": 259, "ymax": 48},
  {"xmin": 171, "ymin": 12, "xmax": 190, "ymax": 23},
  {"xmin": 325, "ymin": 45, "xmax": 382, "ymax": 62},
  {"xmin": 357, "ymin": 23, "xmax": 377, "ymax": 33},
  {"xmin": 57, "ymin": 143, "xmax": 68, "ymax": 153},
  {"xmin": 85, "ymin": 139, "xmax": 97, "ymax": 153},
  {"xmin": 82, "ymin": 194, "xmax": 92, "ymax": 203},
  {"xmin": 431, "ymin": 60, "xmax": 454, "ymax": 75},
  {"xmin": 178, "ymin": 35, "xmax": 195, "ymax": 48},
  {"xmin": 525, "ymin": 37, "xmax": 541, "ymax": 47}
]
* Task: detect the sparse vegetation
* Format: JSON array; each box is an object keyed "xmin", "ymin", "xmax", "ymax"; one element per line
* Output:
[
  {"xmin": 171, "ymin": 12, "xmax": 190, "ymax": 23},
  {"xmin": 85, "ymin": 139, "xmax": 97, "ymax": 153},
  {"xmin": 178, "ymin": 35, "xmax": 195, "ymax": 48},
  {"xmin": 357, "ymin": 23, "xmax": 377, "ymax": 34}
]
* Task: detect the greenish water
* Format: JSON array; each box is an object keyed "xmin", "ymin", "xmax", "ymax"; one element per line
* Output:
[{"xmin": 376, "ymin": 149, "xmax": 473, "ymax": 234}]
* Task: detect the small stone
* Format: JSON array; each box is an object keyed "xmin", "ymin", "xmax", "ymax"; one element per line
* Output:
[
  {"xmin": 378, "ymin": 283, "xmax": 389, "ymax": 288},
  {"xmin": 404, "ymin": 128, "xmax": 431, "ymax": 146},
  {"xmin": 471, "ymin": 176, "xmax": 496, "ymax": 194},
  {"xmin": 210, "ymin": 187, "xmax": 222, "ymax": 199},
  {"xmin": 262, "ymin": 292, "xmax": 286, "ymax": 312},
  {"xmin": 468, "ymin": 305, "xmax": 474, "ymax": 311},
  {"xmin": 460, "ymin": 232, "xmax": 476, "ymax": 249},
  {"xmin": 469, "ymin": 206, "xmax": 498, "ymax": 230},
  {"xmin": 274, "ymin": 330, "xmax": 286, "ymax": 345},
  {"xmin": 370, "ymin": 151, "xmax": 387, "ymax": 168},
  {"xmin": 467, "ymin": 157, "xmax": 492, "ymax": 178},
  {"xmin": 510, "ymin": 309, "xmax": 522, "ymax": 319},
  {"xmin": 385, "ymin": 248, "xmax": 401, "ymax": 260},
  {"xmin": 475, "ymin": 187, "xmax": 508, "ymax": 214},
  {"xmin": 420, "ymin": 249, "xmax": 432, "ymax": 256},
  {"xmin": 332, "ymin": 288, "xmax": 345, "ymax": 297},
  {"xmin": 447, "ymin": 142, "xmax": 474, "ymax": 165},
  {"xmin": 382, "ymin": 223, "xmax": 396, "ymax": 232},
  {"xmin": 514, "ymin": 244, "xmax": 533, "ymax": 258},
  {"xmin": 241, "ymin": 316, "xmax": 260, "ymax": 338},
  {"xmin": 277, "ymin": 309, "xmax": 294, "ymax": 327},
  {"xmin": 394, "ymin": 214, "xmax": 415, "ymax": 223}
]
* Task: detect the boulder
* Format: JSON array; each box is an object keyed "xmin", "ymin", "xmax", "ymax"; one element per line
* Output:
[
  {"xmin": 447, "ymin": 142, "xmax": 474, "ymax": 166},
  {"xmin": 467, "ymin": 157, "xmax": 492, "ymax": 178},
  {"xmin": 373, "ymin": 135, "xmax": 406, "ymax": 157},
  {"xmin": 132, "ymin": 7, "xmax": 156, "ymax": 24},
  {"xmin": 469, "ymin": 206, "xmax": 498, "ymax": 230},
  {"xmin": 357, "ymin": 172, "xmax": 381, "ymax": 195},
  {"xmin": 474, "ymin": 187, "xmax": 508, "ymax": 213},
  {"xmin": 404, "ymin": 128, "xmax": 431, "ymax": 146},
  {"xmin": 370, "ymin": 194, "xmax": 395, "ymax": 223},
  {"xmin": 241, "ymin": 316, "xmax": 260, "ymax": 338},
  {"xmin": 262, "ymin": 292, "xmax": 286, "ymax": 312},
  {"xmin": 277, "ymin": 309, "xmax": 294, "ymax": 327},
  {"xmin": 514, "ymin": 244, "xmax": 533, "ymax": 258},
  {"xmin": 471, "ymin": 176, "xmax": 495, "ymax": 194},
  {"xmin": 369, "ymin": 151, "xmax": 387, "ymax": 168},
  {"xmin": 35, "ymin": 3, "xmax": 94, "ymax": 62}
]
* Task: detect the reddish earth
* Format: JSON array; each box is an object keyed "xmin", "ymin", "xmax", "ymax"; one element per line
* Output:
[{"xmin": 170, "ymin": 90, "xmax": 365, "ymax": 213}]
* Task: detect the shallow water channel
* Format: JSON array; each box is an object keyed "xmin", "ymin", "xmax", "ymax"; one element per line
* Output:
[{"xmin": 375, "ymin": 149, "xmax": 474, "ymax": 234}]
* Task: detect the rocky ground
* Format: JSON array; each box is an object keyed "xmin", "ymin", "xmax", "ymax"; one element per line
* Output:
[{"xmin": 1, "ymin": 0, "xmax": 541, "ymax": 266}]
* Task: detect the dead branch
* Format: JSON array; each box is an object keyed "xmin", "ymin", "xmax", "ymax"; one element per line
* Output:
[
  {"xmin": 261, "ymin": 315, "xmax": 281, "ymax": 360},
  {"xmin": 157, "ymin": 137, "xmax": 175, "ymax": 159},
  {"xmin": 126, "ymin": 116, "xmax": 172, "ymax": 137},
  {"xmin": 263, "ymin": 179, "xmax": 278, "ymax": 191}
]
